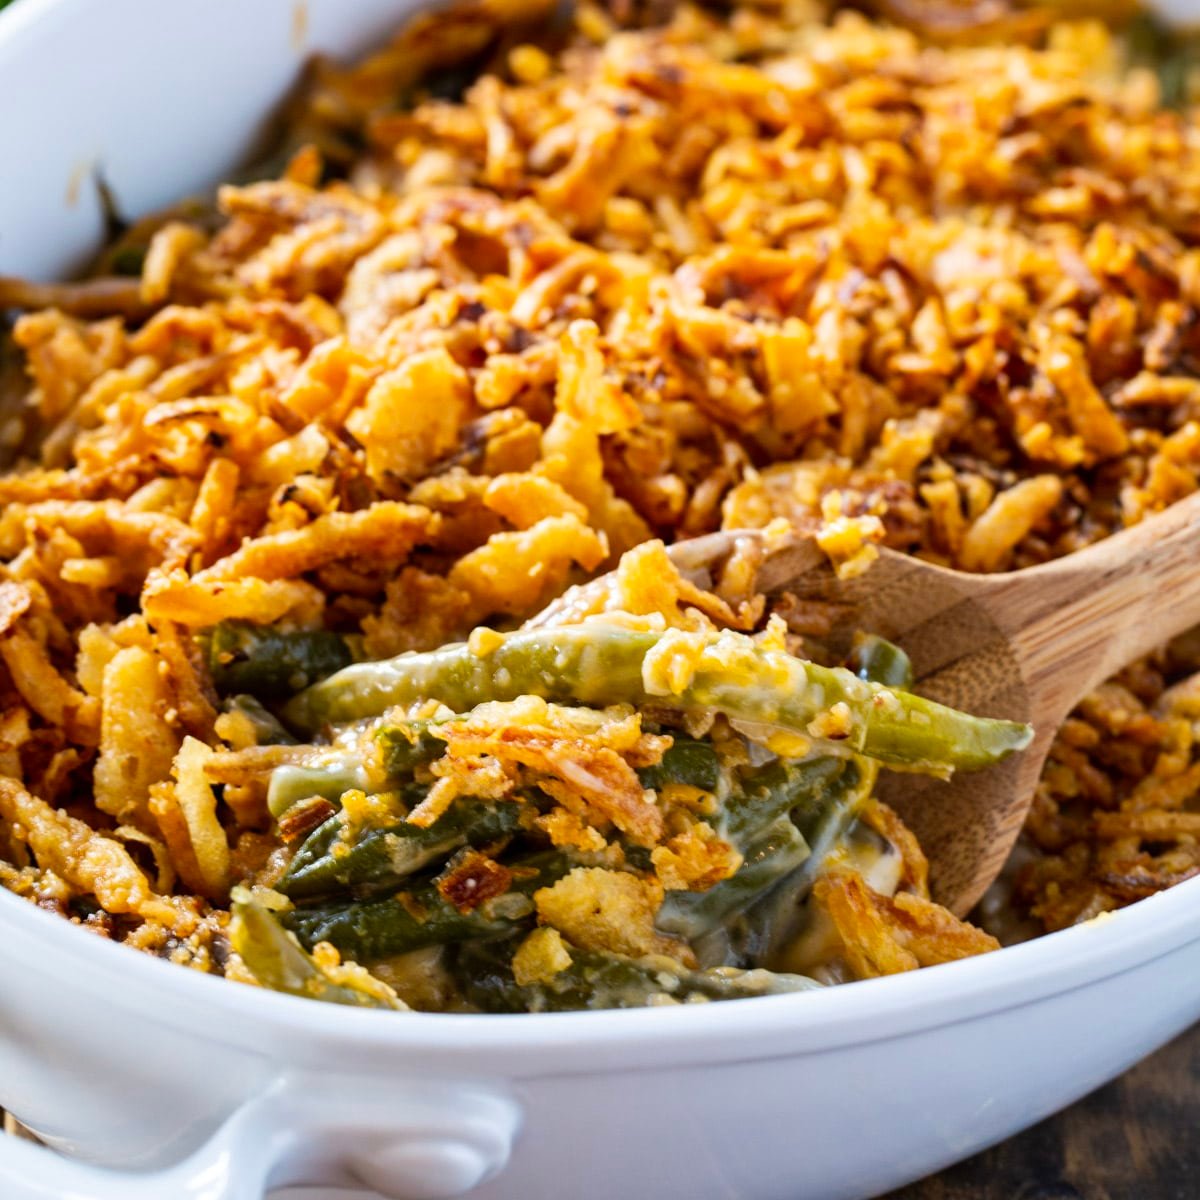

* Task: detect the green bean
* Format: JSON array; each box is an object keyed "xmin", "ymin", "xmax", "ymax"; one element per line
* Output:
[
  {"xmin": 722, "ymin": 755, "xmax": 847, "ymax": 848},
  {"xmin": 641, "ymin": 740, "xmax": 844, "ymax": 857},
  {"xmin": 679, "ymin": 962, "xmax": 820, "ymax": 1000},
  {"xmin": 110, "ymin": 244, "xmax": 148, "ymax": 277},
  {"xmin": 794, "ymin": 755, "xmax": 875, "ymax": 857},
  {"xmin": 657, "ymin": 818, "xmax": 811, "ymax": 941},
  {"xmin": 636, "ymin": 737, "xmax": 724, "ymax": 794},
  {"xmin": 724, "ymin": 756, "xmax": 878, "ymax": 965},
  {"xmin": 267, "ymin": 752, "xmax": 371, "ymax": 819},
  {"xmin": 456, "ymin": 940, "xmax": 820, "ymax": 1012},
  {"xmin": 283, "ymin": 851, "xmax": 571, "ymax": 962},
  {"xmin": 656, "ymin": 753, "xmax": 857, "ymax": 941},
  {"xmin": 280, "ymin": 795, "xmax": 525, "ymax": 900},
  {"xmin": 229, "ymin": 896, "xmax": 404, "ymax": 1009},
  {"xmin": 376, "ymin": 722, "xmax": 445, "ymax": 776},
  {"xmin": 283, "ymin": 625, "xmax": 1031, "ymax": 774},
  {"xmin": 1126, "ymin": 14, "xmax": 1199, "ymax": 110},
  {"xmin": 206, "ymin": 620, "xmax": 352, "ymax": 699},
  {"xmin": 268, "ymin": 720, "xmax": 446, "ymax": 821},
  {"xmin": 850, "ymin": 634, "xmax": 914, "ymax": 691},
  {"xmin": 222, "ymin": 694, "xmax": 298, "ymax": 746},
  {"xmin": 285, "ymin": 885, "xmax": 513, "ymax": 961}
]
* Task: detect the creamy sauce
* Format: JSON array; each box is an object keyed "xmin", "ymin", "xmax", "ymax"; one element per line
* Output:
[{"xmin": 773, "ymin": 820, "xmax": 903, "ymax": 983}]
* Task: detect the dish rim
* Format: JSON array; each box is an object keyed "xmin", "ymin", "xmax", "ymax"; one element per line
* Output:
[{"xmin": 4, "ymin": 872, "xmax": 1198, "ymax": 1070}]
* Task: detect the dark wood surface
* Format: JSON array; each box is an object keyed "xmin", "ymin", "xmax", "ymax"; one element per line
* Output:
[{"xmin": 884, "ymin": 1021, "xmax": 1200, "ymax": 1200}]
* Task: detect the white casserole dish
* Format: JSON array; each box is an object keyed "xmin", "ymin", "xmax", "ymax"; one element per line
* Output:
[{"xmin": 1, "ymin": 2, "xmax": 1199, "ymax": 1198}]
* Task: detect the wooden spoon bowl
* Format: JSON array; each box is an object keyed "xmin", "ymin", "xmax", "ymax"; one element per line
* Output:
[{"xmin": 653, "ymin": 490, "xmax": 1200, "ymax": 915}]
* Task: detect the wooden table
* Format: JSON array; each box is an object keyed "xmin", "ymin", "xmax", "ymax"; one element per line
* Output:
[{"xmin": 885, "ymin": 1020, "xmax": 1200, "ymax": 1200}]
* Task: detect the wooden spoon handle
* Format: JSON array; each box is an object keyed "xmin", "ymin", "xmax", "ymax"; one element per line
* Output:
[{"xmin": 979, "ymin": 489, "xmax": 1200, "ymax": 726}]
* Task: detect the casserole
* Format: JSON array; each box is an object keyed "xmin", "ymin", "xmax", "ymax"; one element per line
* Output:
[{"xmin": 2, "ymin": 1, "xmax": 1200, "ymax": 1197}]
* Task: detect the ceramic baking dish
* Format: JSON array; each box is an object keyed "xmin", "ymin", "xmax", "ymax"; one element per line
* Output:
[{"xmin": 1, "ymin": 2, "xmax": 1199, "ymax": 1198}]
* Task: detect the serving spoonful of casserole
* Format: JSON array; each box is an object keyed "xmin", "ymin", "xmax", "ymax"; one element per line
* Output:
[
  {"xmin": 640, "ymin": 490, "xmax": 1200, "ymax": 917},
  {"xmin": 229, "ymin": 535, "xmax": 1027, "ymax": 1009},
  {"xmin": 218, "ymin": 482, "xmax": 1200, "ymax": 1011}
]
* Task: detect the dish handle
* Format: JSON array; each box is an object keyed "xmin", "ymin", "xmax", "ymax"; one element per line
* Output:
[{"xmin": 0, "ymin": 1075, "xmax": 522, "ymax": 1200}]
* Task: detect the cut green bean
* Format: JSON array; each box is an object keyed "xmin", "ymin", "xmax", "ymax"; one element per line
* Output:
[
  {"xmin": 283, "ymin": 851, "xmax": 571, "ymax": 962},
  {"xmin": 110, "ymin": 244, "xmax": 149, "ymax": 277},
  {"xmin": 658, "ymin": 754, "xmax": 860, "ymax": 941},
  {"xmin": 229, "ymin": 896, "xmax": 405, "ymax": 1009},
  {"xmin": 376, "ymin": 722, "xmax": 444, "ymax": 776},
  {"xmin": 280, "ymin": 795, "xmax": 525, "ymax": 900},
  {"xmin": 206, "ymin": 621, "xmax": 352, "ymax": 699},
  {"xmin": 268, "ymin": 720, "xmax": 445, "ymax": 821},
  {"xmin": 267, "ymin": 752, "xmax": 372, "ymax": 819},
  {"xmin": 456, "ymin": 940, "xmax": 820, "ymax": 1012},
  {"xmin": 721, "ymin": 755, "xmax": 847, "ymax": 848},
  {"xmin": 285, "ymin": 884, "xmax": 512, "ymax": 961},
  {"xmin": 284, "ymin": 625, "xmax": 1031, "ymax": 775},
  {"xmin": 657, "ymin": 818, "xmax": 811, "ymax": 940},
  {"xmin": 850, "ymin": 634, "xmax": 914, "ymax": 691},
  {"xmin": 724, "ymin": 756, "xmax": 878, "ymax": 966},
  {"xmin": 791, "ymin": 756, "xmax": 875, "ymax": 857},
  {"xmin": 1126, "ymin": 14, "xmax": 1200, "ymax": 110},
  {"xmin": 222, "ymin": 694, "xmax": 298, "ymax": 746},
  {"xmin": 636, "ymin": 737, "xmax": 724, "ymax": 794}
]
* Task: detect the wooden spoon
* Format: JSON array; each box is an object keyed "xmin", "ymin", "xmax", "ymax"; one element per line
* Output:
[{"xmin": 579, "ymin": 490, "xmax": 1200, "ymax": 917}]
